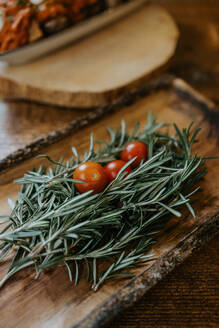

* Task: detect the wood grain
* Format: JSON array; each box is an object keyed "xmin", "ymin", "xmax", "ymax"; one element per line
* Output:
[
  {"xmin": 0, "ymin": 76, "xmax": 172, "ymax": 170},
  {"xmin": 111, "ymin": 1, "xmax": 219, "ymax": 324},
  {"xmin": 0, "ymin": 101, "xmax": 90, "ymax": 159},
  {"xmin": 110, "ymin": 237, "xmax": 219, "ymax": 328},
  {"xmin": 158, "ymin": 0, "xmax": 219, "ymax": 103},
  {"xmin": 0, "ymin": 4, "xmax": 179, "ymax": 107},
  {"xmin": 0, "ymin": 1, "xmax": 218, "ymax": 326},
  {"xmin": 0, "ymin": 0, "xmax": 218, "ymax": 162},
  {"xmin": 0, "ymin": 79, "xmax": 218, "ymax": 328}
]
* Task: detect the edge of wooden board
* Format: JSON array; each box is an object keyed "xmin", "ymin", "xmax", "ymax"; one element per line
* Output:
[
  {"xmin": 0, "ymin": 76, "xmax": 219, "ymax": 328},
  {"xmin": 73, "ymin": 211, "xmax": 219, "ymax": 328},
  {"xmin": 1, "ymin": 75, "xmax": 218, "ymax": 173},
  {"xmin": 0, "ymin": 74, "xmax": 173, "ymax": 172},
  {"xmin": 0, "ymin": 61, "xmax": 170, "ymax": 108},
  {"xmin": 0, "ymin": 3, "xmax": 179, "ymax": 108}
]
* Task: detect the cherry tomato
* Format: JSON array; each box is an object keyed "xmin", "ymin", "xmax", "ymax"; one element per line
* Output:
[
  {"xmin": 121, "ymin": 141, "xmax": 148, "ymax": 168},
  {"xmin": 73, "ymin": 161, "xmax": 108, "ymax": 194},
  {"xmin": 104, "ymin": 160, "xmax": 132, "ymax": 182}
]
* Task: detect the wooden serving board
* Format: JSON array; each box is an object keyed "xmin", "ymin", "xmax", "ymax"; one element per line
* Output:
[
  {"xmin": 0, "ymin": 78, "xmax": 218, "ymax": 328},
  {"xmin": 0, "ymin": 4, "xmax": 179, "ymax": 108}
]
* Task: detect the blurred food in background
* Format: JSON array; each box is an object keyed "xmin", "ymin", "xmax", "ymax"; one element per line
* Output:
[{"xmin": 0, "ymin": 0, "xmax": 130, "ymax": 52}]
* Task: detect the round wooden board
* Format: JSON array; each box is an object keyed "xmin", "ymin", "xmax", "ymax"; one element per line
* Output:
[{"xmin": 0, "ymin": 4, "xmax": 179, "ymax": 108}]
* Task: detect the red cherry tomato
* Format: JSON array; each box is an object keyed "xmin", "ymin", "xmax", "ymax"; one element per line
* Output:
[
  {"xmin": 73, "ymin": 161, "xmax": 108, "ymax": 194},
  {"xmin": 104, "ymin": 160, "xmax": 132, "ymax": 182},
  {"xmin": 121, "ymin": 141, "xmax": 148, "ymax": 168}
]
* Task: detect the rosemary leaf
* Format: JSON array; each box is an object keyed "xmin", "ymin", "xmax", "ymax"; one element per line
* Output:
[{"xmin": 0, "ymin": 112, "xmax": 209, "ymax": 290}]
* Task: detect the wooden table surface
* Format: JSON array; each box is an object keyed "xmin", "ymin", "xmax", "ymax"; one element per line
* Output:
[
  {"xmin": 0, "ymin": 0, "xmax": 218, "ymax": 327},
  {"xmin": 112, "ymin": 1, "xmax": 219, "ymax": 327}
]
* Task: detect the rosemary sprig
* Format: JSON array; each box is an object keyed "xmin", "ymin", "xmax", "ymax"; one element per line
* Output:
[{"xmin": 0, "ymin": 112, "xmax": 207, "ymax": 290}]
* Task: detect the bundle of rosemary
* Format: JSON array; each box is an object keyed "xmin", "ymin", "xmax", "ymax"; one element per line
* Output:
[{"xmin": 0, "ymin": 112, "xmax": 207, "ymax": 290}]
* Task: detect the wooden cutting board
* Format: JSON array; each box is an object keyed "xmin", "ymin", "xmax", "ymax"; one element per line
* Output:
[
  {"xmin": 0, "ymin": 4, "xmax": 179, "ymax": 108},
  {"xmin": 0, "ymin": 77, "xmax": 218, "ymax": 328}
]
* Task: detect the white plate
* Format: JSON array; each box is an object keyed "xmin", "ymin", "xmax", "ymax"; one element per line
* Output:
[{"xmin": 0, "ymin": 0, "xmax": 147, "ymax": 66}]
